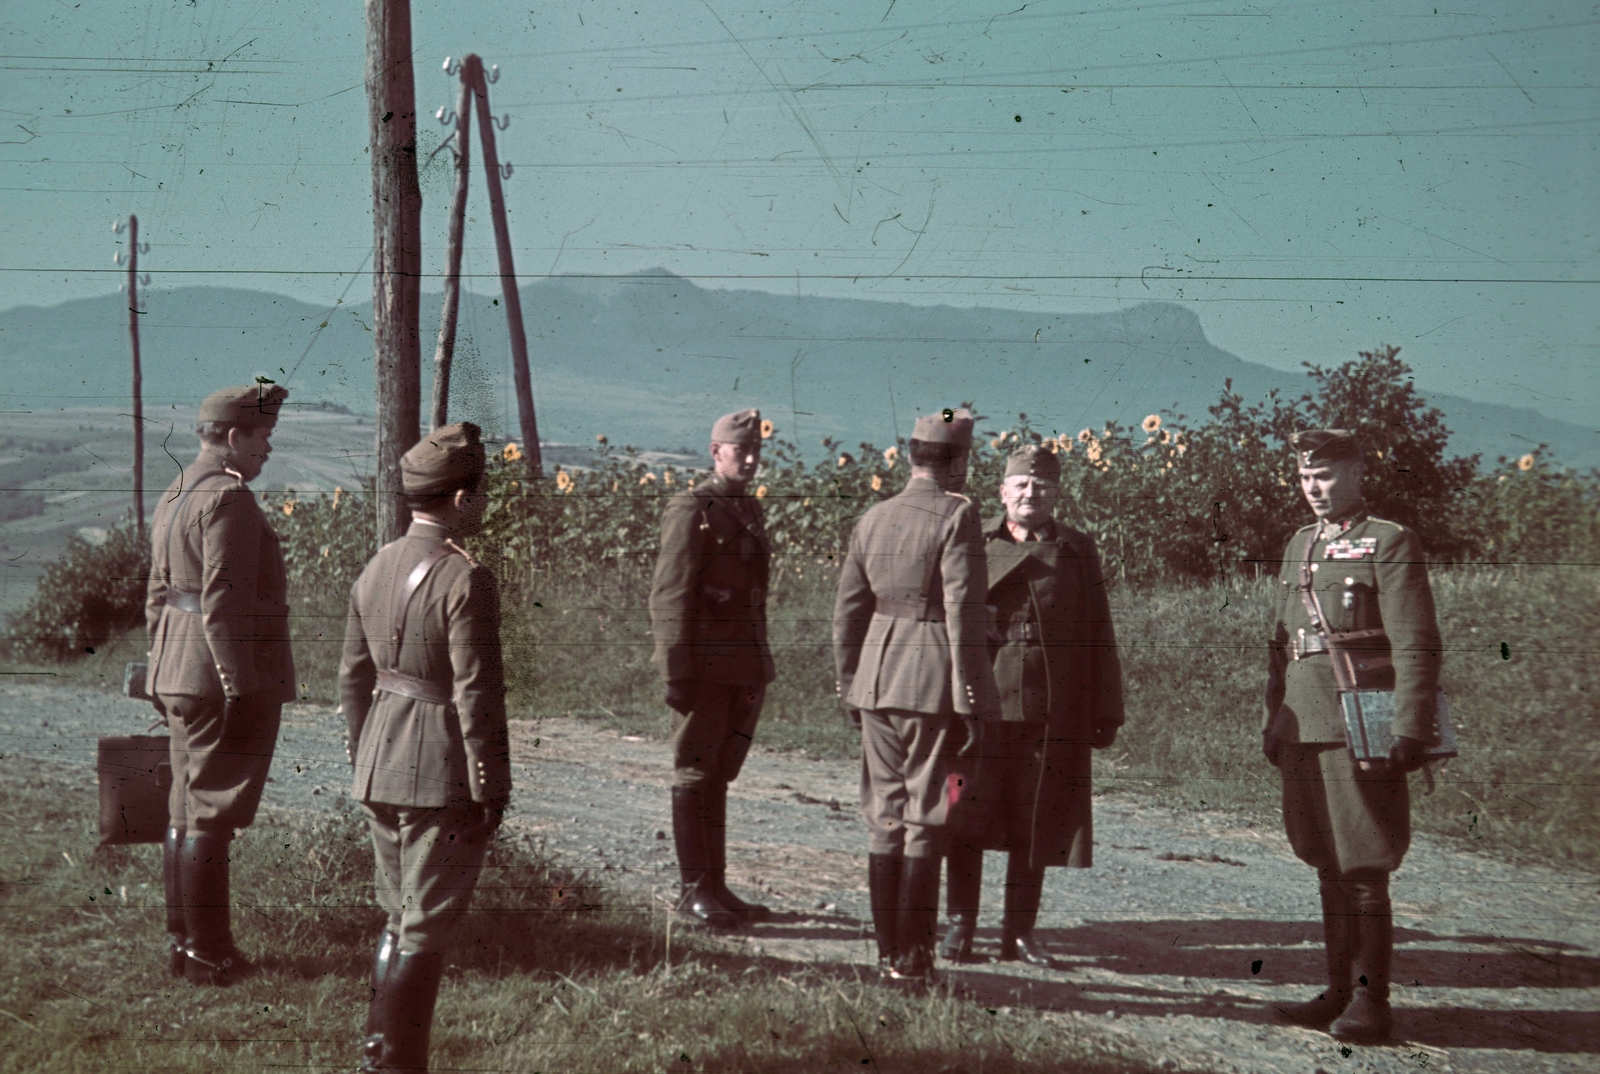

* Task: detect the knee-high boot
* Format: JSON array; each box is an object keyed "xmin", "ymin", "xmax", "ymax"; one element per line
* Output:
[
  {"xmin": 867, "ymin": 854, "xmax": 903, "ymax": 974},
  {"xmin": 1274, "ymin": 870, "xmax": 1355, "ymax": 1028},
  {"xmin": 938, "ymin": 843, "xmax": 981, "ymax": 962},
  {"xmin": 705, "ymin": 780, "xmax": 769, "ymax": 920},
  {"xmin": 361, "ymin": 946, "xmax": 444, "ymax": 1073},
  {"xmin": 362, "ymin": 931, "xmax": 400, "ymax": 1042},
  {"xmin": 1330, "ymin": 875, "xmax": 1394, "ymax": 1044},
  {"xmin": 892, "ymin": 856, "xmax": 942, "ymax": 982},
  {"xmin": 999, "ymin": 854, "xmax": 1052, "ymax": 967},
  {"xmin": 671, "ymin": 785, "xmax": 739, "ymax": 929},
  {"xmin": 162, "ymin": 826, "xmax": 188, "ymax": 977},
  {"xmin": 180, "ymin": 831, "xmax": 255, "ymax": 985}
]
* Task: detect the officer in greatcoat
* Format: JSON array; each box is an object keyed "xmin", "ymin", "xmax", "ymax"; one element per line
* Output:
[
  {"xmin": 145, "ymin": 382, "xmax": 295, "ymax": 985},
  {"xmin": 338, "ymin": 423, "xmax": 511, "ymax": 1072},
  {"xmin": 1263, "ymin": 429, "xmax": 1445, "ymax": 1044},
  {"xmin": 939, "ymin": 444, "xmax": 1124, "ymax": 967},
  {"xmin": 648, "ymin": 408, "xmax": 775, "ymax": 929},
  {"xmin": 833, "ymin": 408, "xmax": 1001, "ymax": 981}
]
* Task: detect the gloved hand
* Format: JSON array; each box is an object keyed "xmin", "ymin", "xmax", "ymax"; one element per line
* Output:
[
  {"xmin": 1262, "ymin": 726, "xmax": 1282, "ymax": 769},
  {"xmin": 1090, "ymin": 724, "xmax": 1118, "ymax": 750},
  {"xmin": 664, "ymin": 681, "xmax": 694, "ymax": 715},
  {"xmin": 1388, "ymin": 735, "xmax": 1428, "ymax": 773},
  {"xmin": 956, "ymin": 713, "xmax": 981, "ymax": 758}
]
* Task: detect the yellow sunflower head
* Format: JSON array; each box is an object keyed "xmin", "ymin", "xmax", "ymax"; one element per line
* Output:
[
  {"xmin": 1142, "ymin": 414, "xmax": 1162, "ymax": 434},
  {"xmin": 1517, "ymin": 453, "xmax": 1536, "ymax": 472}
]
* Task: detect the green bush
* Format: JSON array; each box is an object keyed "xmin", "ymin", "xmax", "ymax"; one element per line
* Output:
[{"xmin": 5, "ymin": 523, "xmax": 150, "ymax": 662}]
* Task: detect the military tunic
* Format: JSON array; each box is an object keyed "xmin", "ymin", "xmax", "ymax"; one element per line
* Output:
[
  {"xmin": 339, "ymin": 519, "xmax": 510, "ymax": 953},
  {"xmin": 145, "ymin": 447, "xmax": 295, "ymax": 834},
  {"xmin": 1264, "ymin": 502, "xmax": 1443, "ymax": 875},
  {"xmin": 969, "ymin": 515, "xmax": 1124, "ymax": 870},
  {"xmin": 648, "ymin": 474, "xmax": 774, "ymax": 788},
  {"xmin": 834, "ymin": 475, "xmax": 1002, "ymax": 857}
]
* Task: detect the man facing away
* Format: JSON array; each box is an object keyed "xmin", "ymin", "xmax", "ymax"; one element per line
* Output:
[
  {"xmin": 940, "ymin": 444, "xmax": 1125, "ymax": 967},
  {"xmin": 648, "ymin": 408, "xmax": 775, "ymax": 929},
  {"xmin": 146, "ymin": 382, "xmax": 295, "ymax": 985},
  {"xmin": 1263, "ymin": 428, "xmax": 1445, "ymax": 1044},
  {"xmin": 339, "ymin": 423, "xmax": 511, "ymax": 1072},
  {"xmin": 833, "ymin": 408, "xmax": 1001, "ymax": 981}
]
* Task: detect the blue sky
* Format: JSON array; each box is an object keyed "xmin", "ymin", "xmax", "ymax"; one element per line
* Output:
[{"xmin": 2, "ymin": 0, "xmax": 1594, "ymax": 425}]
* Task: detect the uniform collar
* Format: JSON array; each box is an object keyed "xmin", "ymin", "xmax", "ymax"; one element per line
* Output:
[
  {"xmin": 1314, "ymin": 499, "xmax": 1370, "ymax": 538},
  {"xmin": 407, "ymin": 518, "xmax": 450, "ymax": 539},
  {"xmin": 985, "ymin": 513, "xmax": 1059, "ymax": 543}
]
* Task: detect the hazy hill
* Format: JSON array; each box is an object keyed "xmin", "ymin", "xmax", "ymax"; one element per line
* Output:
[{"xmin": 1, "ymin": 270, "xmax": 1592, "ymax": 467}]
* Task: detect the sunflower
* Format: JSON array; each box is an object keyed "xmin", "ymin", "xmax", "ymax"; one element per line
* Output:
[
  {"xmin": 883, "ymin": 445, "xmax": 899, "ymax": 465},
  {"xmin": 760, "ymin": 419, "xmax": 775, "ymax": 439},
  {"xmin": 1057, "ymin": 434, "xmax": 1073, "ymax": 454},
  {"xmin": 1142, "ymin": 414, "xmax": 1162, "ymax": 434},
  {"xmin": 1518, "ymin": 453, "xmax": 1536, "ymax": 472},
  {"xmin": 640, "ymin": 473, "xmax": 656, "ymax": 485},
  {"xmin": 555, "ymin": 471, "xmax": 574, "ymax": 493},
  {"xmin": 870, "ymin": 474, "xmax": 883, "ymax": 491},
  {"xmin": 1085, "ymin": 441, "xmax": 1103, "ymax": 463},
  {"xmin": 663, "ymin": 470, "xmax": 675, "ymax": 486},
  {"xmin": 1077, "ymin": 428, "xmax": 1093, "ymax": 443},
  {"xmin": 755, "ymin": 485, "xmax": 768, "ymax": 500},
  {"xmin": 596, "ymin": 434, "xmax": 608, "ymax": 445},
  {"xmin": 502, "ymin": 442, "xmax": 523, "ymax": 462},
  {"xmin": 332, "ymin": 487, "xmax": 344, "ymax": 511},
  {"xmin": 838, "ymin": 454, "xmax": 853, "ymax": 467},
  {"xmin": 281, "ymin": 499, "xmax": 296, "ymax": 517}
]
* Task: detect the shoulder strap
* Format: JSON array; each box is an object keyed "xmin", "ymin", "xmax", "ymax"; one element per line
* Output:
[{"xmin": 388, "ymin": 544, "xmax": 456, "ymax": 672}]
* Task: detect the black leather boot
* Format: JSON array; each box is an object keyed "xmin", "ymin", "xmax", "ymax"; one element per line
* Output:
[
  {"xmin": 363, "ymin": 931, "xmax": 400, "ymax": 1040},
  {"xmin": 1330, "ymin": 876, "xmax": 1394, "ymax": 1044},
  {"xmin": 1274, "ymin": 872, "xmax": 1355, "ymax": 1029},
  {"xmin": 361, "ymin": 946, "xmax": 444, "ymax": 1072},
  {"xmin": 891, "ymin": 856, "xmax": 942, "ymax": 983},
  {"xmin": 180, "ymin": 831, "xmax": 255, "ymax": 985},
  {"xmin": 867, "ymin": 854, "xmax": 903, "ymax": 975},
  {"xmin": 938, "ymin": 843, "xmax": 982, "ymax": 962},
  {"xmin": 705, "ymin": 780, "xmax": 769, "ymax": 920},
  {"xmin": 998, "ymin": 854, "xmax": 1053, "ymax": 968},
  {"xmin": 162, "ymin": 826, "xmax": 188, "ymax": 978},
  {"xmin": 671, "ymin": 785, "xmax": 740, "ymax": 930}
]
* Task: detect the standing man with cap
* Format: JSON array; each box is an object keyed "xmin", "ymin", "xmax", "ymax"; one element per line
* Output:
[
  {"xmin": 939, "ymin": 444, "xmax": 1125, "ymax": 967},
  {"xmin": 649, "ymin": 408, "xmax": 775, "ymax": 929},
  {"xmin": 146, "ymin": 381, "xmax": 294, "ymax": 985},
  {"xmin": 1263, "ymin": 429, "xmax": 1444, "ymax": 1044},
  {"xmin": 833, "ymin": 408, "xmax": 1001, "ymax": 981},
  {"xmin": 339, "ymin": 422, "xmax": 511, "ymax": 1073}
]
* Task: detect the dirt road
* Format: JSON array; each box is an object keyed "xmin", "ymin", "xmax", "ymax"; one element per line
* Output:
[{"xmin": 6, "ymin": 680, "xmax": 1595, "ymax": 1073}]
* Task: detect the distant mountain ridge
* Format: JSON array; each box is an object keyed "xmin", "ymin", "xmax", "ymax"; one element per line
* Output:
[{"xmin": 1, "ymin": 270, "xmax": 1592, "ymax": 468}]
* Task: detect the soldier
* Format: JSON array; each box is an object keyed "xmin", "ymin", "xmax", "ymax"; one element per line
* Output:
[
  {"xmin": 939, "ymin": 444, "xmax": 1125, "ymax": 966},
  {"xmin": 648, "ymin": 408, "xmax": 774, "ymax": 930},
  {"xmin": 1263, "ymin": 429, "xmax": 1444, "ymax": 1044},
  {"xmin": 338, "ymin": 423, "xmax": 511, "ymax": 1072},
  {"xmin": 833, "ymin": 408, "xmax": 1001, "ymax": 981},
  {"xmin": 146, "ymin": 382, "xmax": 294, "ymax": 985}
]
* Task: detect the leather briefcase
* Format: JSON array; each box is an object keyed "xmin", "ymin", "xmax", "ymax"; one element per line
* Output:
[{"xmin": 97, "ymin": 735, "xmax": 172, "ymax": 846}]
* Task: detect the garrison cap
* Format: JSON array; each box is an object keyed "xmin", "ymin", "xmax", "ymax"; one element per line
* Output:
[
  {"xmin": 711, "ymin": 408, "xmax": 762, "ymax": 445},
  {"xmin": 401, "ymin": 422, "xmax": 486, "ymax": 497},
  {"xmin": 197, "ymin": 383, "xmax": 289, "ymax": 427},
  {"xmin": 1004, "ymin": 443, "xmax": 1061, "ymax": 483},
  {"xmin": 911, "ymin": 407, "xmax": 975, "ymax": 447},
  {"xmin": 1291, "ymin": 428, "xmax": 1362, "ymax": 467}
]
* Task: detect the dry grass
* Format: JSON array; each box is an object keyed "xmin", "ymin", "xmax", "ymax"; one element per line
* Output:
[{"xmin": 0, "ymin": 755, "xmax": 1161, "ymax": 1074}]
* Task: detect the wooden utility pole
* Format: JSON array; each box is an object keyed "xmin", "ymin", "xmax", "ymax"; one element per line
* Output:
[
  {"xmin": 429, "ymin": 57, "xmax": 475, "ymax": 432},
  {"xmin": 470, "ymin": 62, "xmax": 543, "ymax": 478},
  {"xmin": 121, "ymin": 216, "xmax": 146, "ymax": 543},
  {"xmin": 365, "ymin": 0, "xmax": 423, "ymax": 544}
]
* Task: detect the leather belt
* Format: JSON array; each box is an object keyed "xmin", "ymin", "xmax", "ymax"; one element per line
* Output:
[
  {"xmin": 1292, "ymin": 631, "xmax": 1330, "ymax": 660},
  {"xmin": 375, "ymin": 670, "xmax": 453, "ymax": 706},
  {"xmin": 875, "ymin": 598, "xmax": 944, "ymax": 622},
  {"xmin": 167, "ymin": 588, "xmax": 202, "ymax": 614}
]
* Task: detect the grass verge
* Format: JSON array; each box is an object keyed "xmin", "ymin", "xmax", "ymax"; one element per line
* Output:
[{"xmin": 0, "ymin": 755, "xmax": 1159, "ymax": 1074}]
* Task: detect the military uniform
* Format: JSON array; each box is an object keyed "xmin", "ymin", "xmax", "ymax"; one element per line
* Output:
[
  {"xmin": 145, "ymin": 383, "xmax": 294, "ymax": 984},
  {"xmin": 833, "ymin": 408, "xmax": 1001, "ymax": 979},
  {"xmin": 339, "ymin": 422, "xmax": 510, "ymax": 1073},
  {"xmin": 648, "ymin": 408, "xmax": 775, "ymax": 928},
  {"xmin": 1264, "ymin": 429, "xmax": 1444, "ymax": 1044}
]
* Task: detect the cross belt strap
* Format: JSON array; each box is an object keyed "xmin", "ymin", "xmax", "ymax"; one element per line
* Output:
[{"xmin": 376, "ymin": 543, "xmax": 457, "ymax": 703}]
